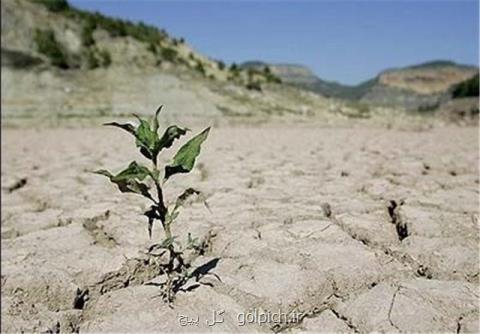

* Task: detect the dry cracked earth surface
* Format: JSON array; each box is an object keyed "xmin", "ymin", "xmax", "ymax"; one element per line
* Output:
[{"xmin": 1, "ymin": 125, "xmax": 479, "ymax": 333}]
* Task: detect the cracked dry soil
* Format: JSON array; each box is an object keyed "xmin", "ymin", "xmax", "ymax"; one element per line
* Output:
[{"xmin": 1, "ymin": 125, "xmax": 479, "ymax": 333}]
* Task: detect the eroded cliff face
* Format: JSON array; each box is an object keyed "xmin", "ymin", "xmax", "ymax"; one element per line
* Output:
[
  {"xmin": 378, "ymin": 64, "xmax": 478, "ymax": 95},
  {"xmin": 2, "ymin": 0, "xmax": 335, "ymax": 122}
]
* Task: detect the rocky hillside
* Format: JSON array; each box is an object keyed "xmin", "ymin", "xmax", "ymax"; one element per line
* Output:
[
  {"xmin": 1, "ymin": 0, "xmax": 282, "ymax": 85},
  {"xmin": 2, "ymin": 0, "xmax": 343, "ymax": 124},
  {"xmin": 377, "ymin": 61, "xmax": 476, "ymax": 95},
  {"xmin": 246, "ymin": 60, "xmax": 478, "ymax": 111},
  {"xmin": 361, "ymin": 61, "xmax": 478, "ymax": 110},
  {"xmin": 3, "ymin": 0, "xmax": 476, "ymax": 123}
]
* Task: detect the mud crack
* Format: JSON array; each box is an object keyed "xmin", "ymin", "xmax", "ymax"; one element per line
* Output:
[
  {"xmin": 330, "ymin": 307, "xmax": 360, "ymax": 333},
  {"xmin": 388, "ymin": 286, "xmax": 402, "ymax": 331}
]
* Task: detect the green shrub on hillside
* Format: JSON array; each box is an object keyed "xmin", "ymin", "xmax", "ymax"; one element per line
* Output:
[
  {"xmin": 85, "ymin": 48, "xmax": 111, "ymax": 69},
  {"xmin": 147, "ymin": 42, "xmax": 158, "ymax": 54},
  {"xmin": 217, "ymin": 60, "xmax": 225, "ymax": 70},
  {"xmin": 452, "ymin": 74, "xmax": 479, "ymax": 98},
  {"xmin": 263, "ymin": 66, "xmax": 282, "ymax": 83},
  {"xmin": 36, "ymin": 0, "xmax": 168, "ymax": 45},
  {"xmin": 99, "ymin": 49, "xmax": 112, "ymax": 67},
  {"xmin": 86, "ymin": 48, "xmax": 99, "ymax": 69},
  {"xmin": 81, "ymin": 18, "xmax": 96, "ymax": 47},
  {"xmin": 195, "ymin": 62, "xmax": 206, "ymax": 76},
  {"xmin": 161, "ymin": 47, "xmax": 178, "ymax": 63},
  {"xmin": 417, "ymin": 102, "xmax": 440, "ymax": 113},
  {"xmin": 34, "ymin": 0, "xmax": 69, "ymax": 12},
  {"xmin": 246, "ymin": 81, "xmax": 262, "ymax": 91},
  {"xmin": 34, "ymin": 29, "xmax": 69, "ymax": 68}
]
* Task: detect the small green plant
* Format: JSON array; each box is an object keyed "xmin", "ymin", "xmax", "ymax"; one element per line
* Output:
[
  {"xmin": 34, "ymin": 29, "xmax": 69, "ymax": 69},
  {"xmin": 95, "ymin": 106, "xmax": 212, "ymax": 304}
]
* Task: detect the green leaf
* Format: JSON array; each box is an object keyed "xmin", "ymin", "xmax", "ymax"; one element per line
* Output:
[
  {"xmin": 94, "ymin": 162, "xmax": 154, "ymax": 201},
  {"xmin": 112, "ymin": 161, "xmax": 150, "ymax": 182},
  {"xmin": 164, "ymin": 127, "xmax": 210, "ymax": 180},
  {"xmin": 104, "ymin": 115, "xmax": 159, "ymax": 161},
  {"xmin": 134, "ymin": 115, "xmax": 158, "ymax": 160},
  {"xmin": 156, "ymin": 125, "xmax": 188, "ymax": 152},
  {"xmin": 103, "ymin": 122, "xmax": 136, "ymax": 135},
  {"xmin": 93, "ymin": 169, "xmax": 113, "ymax": 178},
  {"xmin": 103, "ymin": 108, "xmax": 189, "ymax": 163},
  {"xmin": 152, "ymin": 105, "xmax": 163, "ymax": 133}
]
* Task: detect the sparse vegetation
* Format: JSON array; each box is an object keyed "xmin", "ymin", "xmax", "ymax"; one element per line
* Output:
[
  {"xmin": 85, "ymin": 48, "xmax": 111, "ymax": 69},
  {"xmin": 32, "ymin": 0, "xmax": 285, "ymax": 87},
  {"xmin": 161, "ymin": 47, "xmax": 178, "ymax": 63},
  {"xmin": 229, "ymin": 63, "xmax": 238, "ymax": 72},
  {"xmin": 33, "ymin": 29, "xmax": 69, "ymax": 69},
  {"xmin": 36, "ymin": 0, "xmax": 169, "ymax": 45},
  {"xmin": 217, "ymin": 60, "xmax": 225, "ymax": 70},
  {"xmin": 452, "ymin": 74, "xmax": 479, "ymax": 98},
  {"xmin": 341, "ymin": 101, "xmax": 371, "ymax": 118},
  {"xmin": 81, "ymin": 19, "xmax": 96, "ymax": 47},
  {"xmin": 417, "ymin": 102, "xmax": 440, "ymax": 113},
  {"xmin": 95, "ymin": 106, "xmax": 214, "ymax": 304},
  {"xmin": 263, "ymin": 66, "xmax": 282, "ymax": 84},
  {"xmin": 147, "ymin": 42, "xmax": 157, "ymax": 54},
  {"xmin": 246, "ymin": 81, "xmax": 262, "ymax": 91},
  {"xmin": 195, "ymin": 61, "xmax": 206, "ymax": 76},
  {"xmin": 86, "ymin": 48, "xmax": 99, "ymax": 69},
  {"xmin": 99, "ymin": 49, "xmax": 112, "ymax": 67},
  {"xmin": 34, "ymin": 0, "xmax": 69, "ymax": 12}
]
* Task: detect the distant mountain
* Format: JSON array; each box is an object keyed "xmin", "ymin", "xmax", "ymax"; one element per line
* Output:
[
  {"xmin": 361, "ymin": 60, "xmax": 478, "ymax": 110},
  {"xmin": 242, "ymin": 60, "xmax": 479, "ymax": 110},
  {"xmin": 241, "ymin": 61, "xmax": 373, "ymax": 99},
  {"xmin": 374, "ymin": 60, "xmax": 477, "ymax": 95}
]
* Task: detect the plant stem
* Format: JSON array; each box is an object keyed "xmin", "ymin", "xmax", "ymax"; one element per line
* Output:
[
  {"xmin": 151, "ymin": 159, "xmax": 167, "ymax": 218},
  {"xmin": 151, "ymin": 158, "xmax": 176, "ymax": 273}
]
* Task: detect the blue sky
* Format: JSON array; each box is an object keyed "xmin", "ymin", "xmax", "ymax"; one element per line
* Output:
[{"xmin": 70, "ymin": 0, "xmax": 479, "ymax": 85}]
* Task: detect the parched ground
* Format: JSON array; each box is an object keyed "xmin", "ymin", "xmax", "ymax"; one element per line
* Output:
[{"xmin": 1, "ymin": 125, "xmax": 479, "ymax": 333}]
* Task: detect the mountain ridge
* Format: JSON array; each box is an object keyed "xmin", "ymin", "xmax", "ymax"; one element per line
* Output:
[{"xmin": 242, "ymin": 60, "xmax": 478, "ymax": 109}]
